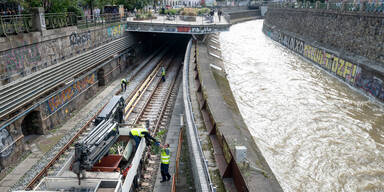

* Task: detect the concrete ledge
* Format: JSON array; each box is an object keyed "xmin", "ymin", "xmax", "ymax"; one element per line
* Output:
[
  {"xmin": 192, "ymin": 35, "xmax": 283, "ymax": 191},
  {"xmin": 182, "ymin": 39, "xmax": 211, "ymax": 191}
]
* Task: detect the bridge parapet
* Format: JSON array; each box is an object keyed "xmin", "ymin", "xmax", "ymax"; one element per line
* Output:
[{"xmin": 125, "ymin": 14, "xmax": 231, "ymax": 34}]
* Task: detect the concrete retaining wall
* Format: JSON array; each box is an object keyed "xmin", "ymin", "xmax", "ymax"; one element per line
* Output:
[
  {"xmin": 0, "ymin": 23, "xmax": 128, "ymax": 85},
  {"xmin": 264, "ymin": 8, "xmax": 384, "ymax": 66},
  {"xmin": 0, "ymin": 27, "xmax": 145, "ymax": 176},
  {"xmin": 263, "ymin": 22, "xmax": 384, "ymax": 102}
]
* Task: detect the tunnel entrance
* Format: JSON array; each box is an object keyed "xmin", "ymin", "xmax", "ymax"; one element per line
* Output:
[
  {"xmin": 21, "ymin": 111, "xmax": 43, "ymax": 137},
  {"xmin": 97, "ymin": 68, "xmax": 105, "ymax": 86}
]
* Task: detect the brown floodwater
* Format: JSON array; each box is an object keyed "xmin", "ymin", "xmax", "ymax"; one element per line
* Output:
[{"xmin": 220, "ymin": 20, "xmax": 384, "ymax": 192}]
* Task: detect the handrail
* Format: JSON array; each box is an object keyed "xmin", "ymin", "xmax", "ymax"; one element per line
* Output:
[
  {"xmin": 267, "ymin": 1, "xmax": 384, "ymax": 14},
  {"xmin": 183, "ymin": 38, "xmax": 214, "ymax": 191},
  {"xmin": 171, "ymin": 126, "xmax": 184, "ymax": 191},
  {"xmin": 0, "ymin": 14, "xmax": 34, "ymax": 36}
]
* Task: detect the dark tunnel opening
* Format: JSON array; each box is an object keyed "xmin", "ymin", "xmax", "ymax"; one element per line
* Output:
[{"xmin": 21, "ymin": 111, "xmax": 43, "ymax": 138}]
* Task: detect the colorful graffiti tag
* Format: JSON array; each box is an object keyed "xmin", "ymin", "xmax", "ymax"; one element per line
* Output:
[
  {"xmin": 46, "ymin": 73, "xmax": 96, "ymax": 115},
  {"xmin": 2, "ymin": 44, "xmax": 41, "ymax": 76},
  {"xmin": 69, "ymin": 31, "xmax": 91, "ymax": 46},
  {"xmin": 0, "ymin": 129, "xmax": 14, "ymax": 158},
  {"xmin": 107, "ymin": 24, "xmax": 126, "ymax": 38},
  {"xmin": 303, "ymin": 44, "xmax": 360, "ymax": 84},
  {"xmin": 264, "ymin": 26, "xmax": 384, "ymax": 101},
  {"xmin": 177, "ymin": 26, "xmax": 191, "ymax": 32}
]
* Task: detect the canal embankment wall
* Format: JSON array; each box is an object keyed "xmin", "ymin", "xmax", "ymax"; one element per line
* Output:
[
  {"xmin": 189, "ymin": 35, "xmax": 283, "ymax": 191},
  {"xmin": 263, "ymin": 7, "xmax": 384, "ymax": 102},
  {"xmin": 224, "ymin": 9, "xmax": 262, "ymax": 24}
]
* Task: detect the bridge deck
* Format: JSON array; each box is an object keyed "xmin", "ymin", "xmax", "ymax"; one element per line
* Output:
[{"xmin": 125, "ymin": 14, "xmax": 230, "ymax": 34}]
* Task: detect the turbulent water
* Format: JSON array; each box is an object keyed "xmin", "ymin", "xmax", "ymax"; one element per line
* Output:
[{"xmin": 220, "ymin": 20, "xmax": 384, "ymax": 192}]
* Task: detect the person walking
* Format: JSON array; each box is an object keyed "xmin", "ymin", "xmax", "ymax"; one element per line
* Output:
[
  {"xmin": 129, "ymin": 126, "xmax": 158, "ymax": 150},
  {"xmin": 218, "ymin": 8, "xmax": 222, "ymax": 22},
  {"xmin": 161, "ymin": 66, "xmax": 166, "ymax": 82},
  {"xmin": 121, "ymin": 78, "xmax": 127, "ymax": 92},
  {"xmin": 160, "ymin": 143, "xmax": 171, "ymax": 183},
  {"xmin": 209, "ymin": 9, "xmax": 214, "ymax": 23}
]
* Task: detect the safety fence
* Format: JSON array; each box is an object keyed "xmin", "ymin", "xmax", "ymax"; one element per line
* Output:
[
  {"xmin": 171, "ymin": 126, "xmax": 183, "ymax": 192},
  {"xmin": 0, "ymin": 14, "xmax": 33, "ymax": 36},
  {"xmin": 126, "ymin": 14, "xmax": 229, "ymax": 25},
  {"xmin": 45, "ymin": 12, "xmax": 129, "ymax": 30},
  {"xmin": 269, "ymin": 2, "xmax": 384, "ymax": 14},
  {"xmin": 0, "ymin": 12, "xmax": 129, "ymax": 36}
]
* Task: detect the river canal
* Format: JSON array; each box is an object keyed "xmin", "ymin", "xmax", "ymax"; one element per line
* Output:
[{"xmin": 220, "ymin": 20, "xmax": 384, "ymax": 192}]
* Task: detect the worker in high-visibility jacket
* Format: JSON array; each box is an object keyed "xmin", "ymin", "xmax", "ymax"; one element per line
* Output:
[
  {"xmin": 161, "ymin": 66, "xmax": 166, "ymax": 82},
  {"xmin": 160, "ymin": 143, "xmax": 171, "ymax": 182},
  {"xmin": 129, "ymin": 126, "xmax": 158, "ymax": 150},
  {"xmin": 121, "ymin": 78, "xmax": 128, "ymax": 92}
]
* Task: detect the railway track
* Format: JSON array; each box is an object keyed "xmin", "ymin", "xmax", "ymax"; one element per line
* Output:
[
  {"xmin": 24, "ymin": 45, "xmax": 173, "ymax": 190},
  {"xmin": 139, "ymin": 61, "xmax": 182, "ymax": 192},
  {"xmin": 123, "ymin": 50, "xmax": 183, "ymax": 191},
  {"xmin": 0, "ymin": 36, "xmax": 133, "ymax": 120}
]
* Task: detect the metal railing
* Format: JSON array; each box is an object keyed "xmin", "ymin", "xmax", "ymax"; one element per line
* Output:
[
  {"xmin": 76, "ymin": 13, "xmax": 130, "ymax": 29},
  {"xmin": 44, "ymin": 12, "xmax": 77, "ymax": 29},
  {"xmin": 0, "ymin": 14, "xmax": 34, "ymax": 36},
  {"xmin": 183, "ymin": 39, "xmax": 215, "ymax": 191},
  {"xmin": 127, "ymin": 13, "xmax": 229, "ymax": 25},
  {"xmin": 268, "ymin": 2, "xmax": 384, "ymax": 14},
  {"xmin": 171, "ymin": 126, "xmax": 184, "ymax": 192},
  {"xmin": 44, "ymin": 12, "xmax": 129, "ymax": 30}
]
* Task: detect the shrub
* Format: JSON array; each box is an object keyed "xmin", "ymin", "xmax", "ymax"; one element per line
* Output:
[
  {"xmin": 135, "ymin": 14, "xmax": 144, "ymax": 20},
  {"xmin": 165, "ymin": 9, "xmax": 178, "ymax": 15},
  {"xmin": 198, "ymin": 8, "xmax": 210, "ymax": 15},
  {"xmin": 181, "ymin": 8, "xmax": 197, "ymax": 16}
]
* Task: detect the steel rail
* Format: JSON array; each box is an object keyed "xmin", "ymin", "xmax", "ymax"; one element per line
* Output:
[
  {"xmin": 0, "ymin": 37, "xmax": 132, "ymax": 119},
  {"xmin": 121, "ymin": 50, "xmax": 178, "ymax": 192},
  {"xmin": 130, "ymin": 54, "xmax": 176, "ymax": 126},
  {"xmin": 0, "ymin": 40, "xmax": 128, "ymax": 106},
  {"xmin": 0, "ymin": 39, "xmax": 127, "ymax": 102},
  {"xmin": 140, "ymin": 58, "xmax": 182, "ymax": 191},
  {"xmin": 0, "ymin": 46, "xmax": 136, "ymax": 133},
  {"xmin": 130, "ymin": 55, "xmax": 181, "ymax": 190},
  {"xmin": 0, "ymin": 36, "xmax": 128, "ymax": 95},
  {"xmin": 25, "ymin": 46, "xmax": 168, "ymax": 190}
]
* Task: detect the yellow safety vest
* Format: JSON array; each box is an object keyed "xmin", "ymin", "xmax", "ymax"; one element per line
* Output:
[
  {"xmin": 161, "ymin": 70, "xmax": 165, "ymax": 76},
  {"xmin": 131, "ymin": 128, "xmax": 148, "ymax": 137},
  {"xmin": 161, "ymin": 148, "xmax": 170, "ymax": 164},
  {"xmin": 121, "ymin": 79, "xmax": 127, "ymax": 84}
]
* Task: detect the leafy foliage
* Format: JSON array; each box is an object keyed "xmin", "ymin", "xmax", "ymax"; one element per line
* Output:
[
  {"xmin": 198, "ymin": 8, "xmax": 210, "ymax": 15},
  {"xmin": 180, "ymin": 8, "xmax": 197, "ymax": 16}
]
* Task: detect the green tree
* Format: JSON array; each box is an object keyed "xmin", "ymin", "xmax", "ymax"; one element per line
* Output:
[{"xmin": 18, "ymin": 0, "xmax": 81, "ymax": 13}]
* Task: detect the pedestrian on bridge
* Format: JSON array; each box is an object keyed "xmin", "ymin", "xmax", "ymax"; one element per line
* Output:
[
  {"xmin": 161, "ymin": 66, "xmax": 166, "ymax": 82},
  {"xmin": 129, "ymin": 126, "xmax": 158, "ymax": 150},
  {"xmin": 160, "ymin": 143, "xmax": 171, "ymax": 183},
  {"xmin": 218, "ymin": 9, "xmax": 222, "ymax": 22},
  {"xmin": 121, "ymin": 78, "xmax": 128, "ymax": 92}
]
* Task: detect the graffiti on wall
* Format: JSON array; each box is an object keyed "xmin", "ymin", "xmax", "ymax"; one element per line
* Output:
[
  {"xmin": 177, "ymin": 26, "xmax": 190, "ymax": 33},
  {"xmin": 356, "ymin": 74, "xmax": 384, "ymax": 100},
  {"xmin": 45, "ymin": 73, "xmax": 96, "ymax": 115},
  {"xmin": 0, "ymin": 129, "xmax": 14, "ymax": 158},
  {"xmin": 191, "ymin": 27, "xmax": 213, "ymax": 33},
  {"xmin": 70, "ymin": 31, "xmax": 91, "ymax": 46},
  {"xmin": 264, "ymin": 27, "xmax": 384, "ymax": 101},
  {"xmin": 107, "ymin": 24, "xmax": 126, "ymax": 38},
  {"xmin": 2, "ymin": 44, "xmax": 41, "ymax": 76},
  {"xmin": 303, "ymin": 44, "xmax": 360, "ymax": 84}
]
